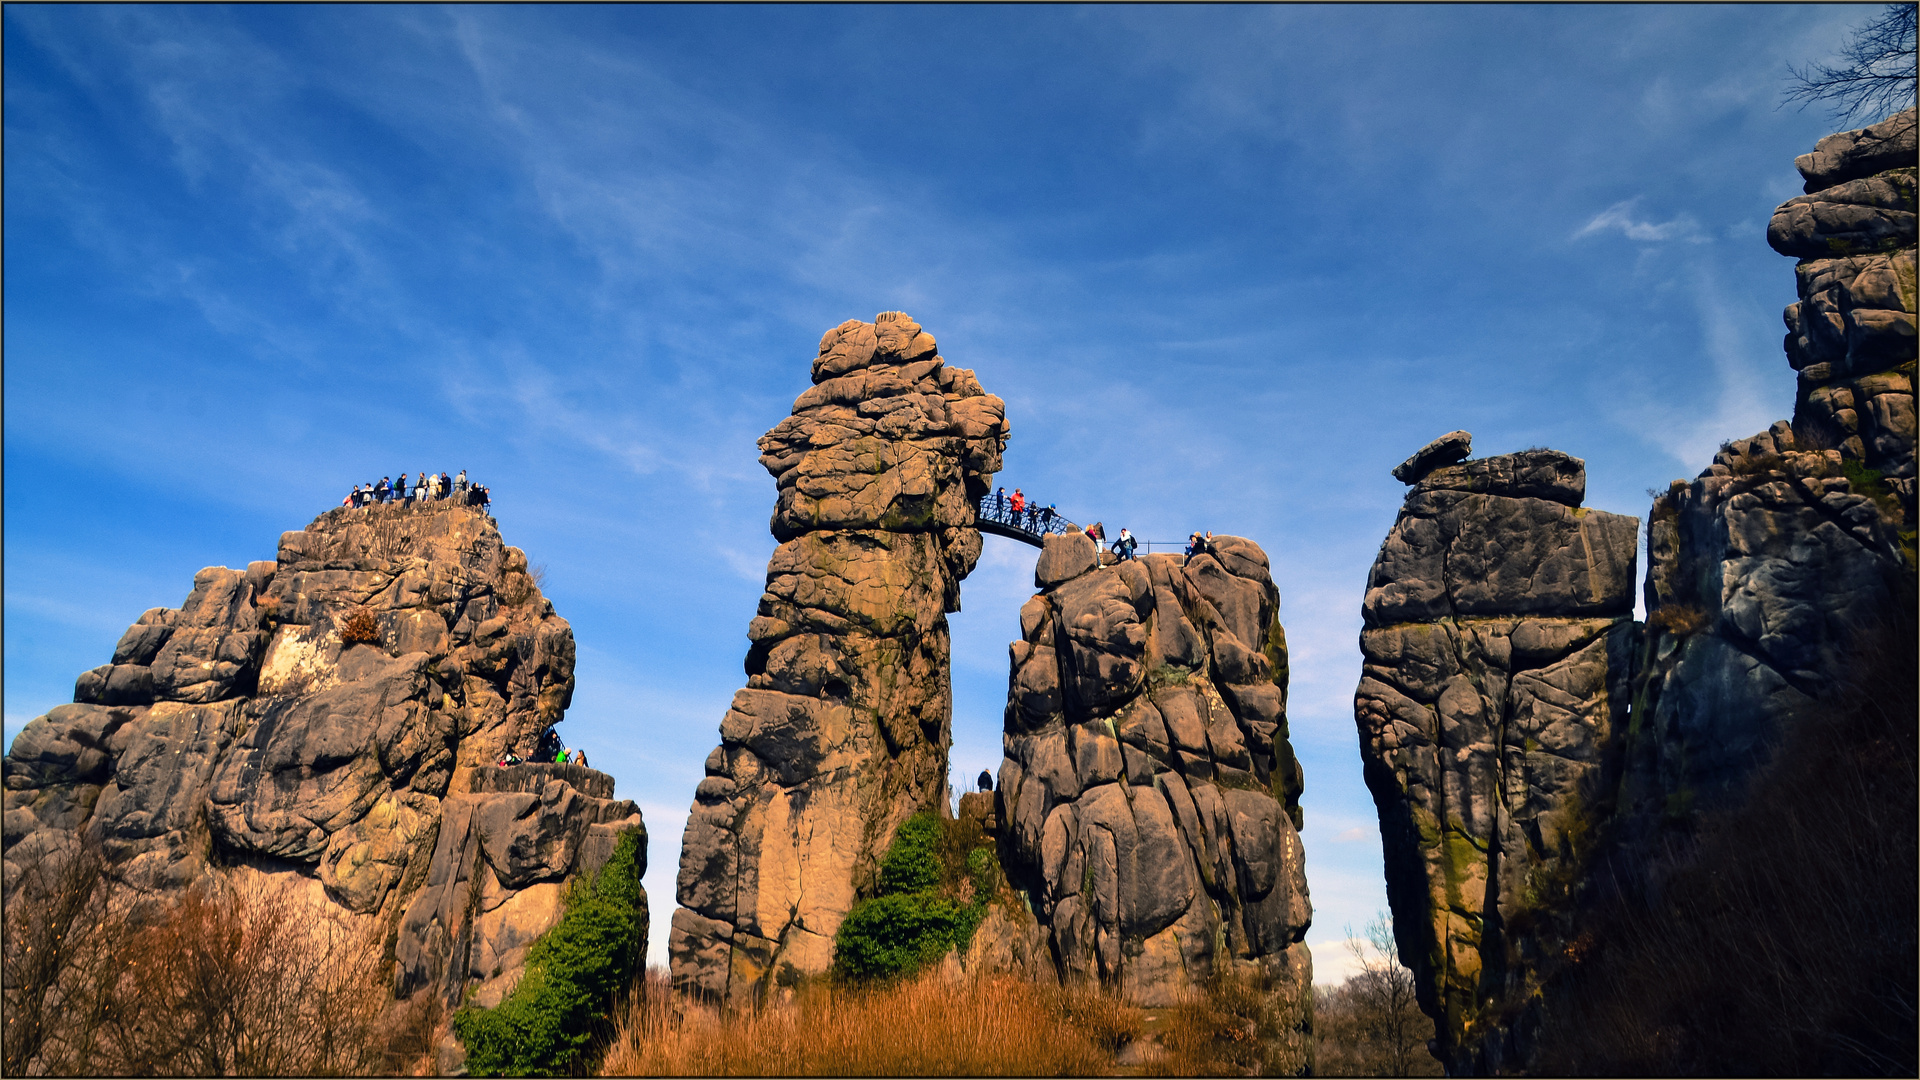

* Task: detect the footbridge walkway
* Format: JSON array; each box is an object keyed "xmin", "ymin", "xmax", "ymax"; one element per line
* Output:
[{"xmin": 974, "ymin": 495, "xmax": 1186, "ymax": 555}]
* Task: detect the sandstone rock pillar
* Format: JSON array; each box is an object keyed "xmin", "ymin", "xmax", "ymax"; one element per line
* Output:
[
  {"xmin": 1354, "ymin": 438, "xmax": 1638, "ymax": 1060},
  {"xmin": 2, "ymin": 501, "xmax": 645, "ymax": 1022},
  {"xmin": 998, "ymin": 530, "xmax": 1313, "ymax": 1068},
  {"xmin": 669, "ymin": 313, "xmax": 1009, "ymax": 1003}
]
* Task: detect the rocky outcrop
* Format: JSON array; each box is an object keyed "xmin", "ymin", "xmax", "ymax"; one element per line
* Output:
[
  {"xmin": 670, "ymin": 312, "xmax": 1010, "ymax": 1004},
  {"xmin": 1357, "ymin": 112, "xmax": 1916, "ymax": 1074},
  {"xmin": 997, "ymin": 531, "xmax": 1311, "ymax": 1065},
  {"xmin": 1772, "ymin": 108, "xmax": 1916, "ymax": 483},
  {"xmin": 1626, "ymin": 109, "xmax": 1914, "ymax": 842},
  {"xmin": 3, "ymin": 500, "xmax": 645, "ymax": 1016},
  {"xmin": 1355, "ymin": 437, "xmax": 1639, "ymax": 1061}
]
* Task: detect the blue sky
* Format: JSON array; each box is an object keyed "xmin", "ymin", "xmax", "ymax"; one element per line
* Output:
[{"xmin": 4, "ymin": 4, "xmax": 1872, "ymax": 979}]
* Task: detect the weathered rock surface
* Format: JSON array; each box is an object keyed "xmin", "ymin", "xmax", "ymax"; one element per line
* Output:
[
  {"xmin": 3, "ymin": 501, "xmax": 645, "ymax": 1015},
  {"xmin": 670, "ymin": 312, "xmax": 1010, "ymax": 1004},
  {"xmin": 1356, "ymin": 442, "xmax": 1638, "ymax": 1061},
  {"xmin": 1359, "ymin": 112, "xmax": 1916, "ymax": 1074},
  {"xmin": 1773, "ymin": 108, "xmax": 1916, "ymax": 483},
  {"xmin": 998, "ymin": 532, "xmax": 1312, "ymax": 1066},
  {"xmin": 1629, "ymin": 109, "xmax": 1915, "ymax": 833}
]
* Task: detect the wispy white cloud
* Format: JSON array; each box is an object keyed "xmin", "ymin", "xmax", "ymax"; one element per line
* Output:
[{"xmin": 1574, "ymin": 200, "xmax": 1711, "ymax": 244}]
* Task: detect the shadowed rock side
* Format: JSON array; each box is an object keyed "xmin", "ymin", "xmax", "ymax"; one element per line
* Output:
[
  {"xmin": 671, "ymin": 312, "xmax": 1010, "ymax": 1004},
  {"xmin": 1355, "ymin": 441, "xmax": 1639, "ymax": 1062},
  {"xmin": 998, "ymin": 531, "xmax": 1312, "ymax": 1065},
  {"xmin": 1618, "ymin": 108, "xmax": 1915, "ymax": 876},
  {"xmin": 1357, "ymin": 112, "xmax": 1915, "ymax": 1075},
  {"xmin": 1629, "ymin": 108, "xmax": 1913, "ymax": 833},
  {"xmin": 2, "ymin": 501, "xmax": 646, "ymax": 1015}
]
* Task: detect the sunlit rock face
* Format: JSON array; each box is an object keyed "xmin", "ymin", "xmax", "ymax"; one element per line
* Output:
[
  {"xmin": 998, "ymin": 531, "xmax": 1313, "ymax": 1070},
  {"xmin": 668, "ymin": 312, "xmax": 1010, "ymax": 1005},
  {"xmin": 1355, "ymin": 436, "xmax": 1639, "ymax": 1063},
  {"xmin": 3, "ymin": 501, "xmax": 646, "ymax": 1011}
]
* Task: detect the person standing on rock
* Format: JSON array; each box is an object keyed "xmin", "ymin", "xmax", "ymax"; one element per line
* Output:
[
  {"xmin": 456, "ymin": 469, "xmax": 468, "ymax": 494},
  {"xmin": 379, "ymin": 477, "xmax": 393, "ymax": 503},
  {"xmin": 439, "ymin": 471, "xmax": 453, "ymax": 499},
  {"xmin": 1114, "ymin": 528, "xmax": 1137, "ymax": 561}
]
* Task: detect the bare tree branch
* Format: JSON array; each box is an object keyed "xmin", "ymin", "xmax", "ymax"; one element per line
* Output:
[{"xmin": 1783, "ymin": 4, "xmax": 1918, "ymax": 126}]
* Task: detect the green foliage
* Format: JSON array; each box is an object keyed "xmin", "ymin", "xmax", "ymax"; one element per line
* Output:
[
  {"xmin": 834, "ymin": 813, "xmax": 996, "ymax": 983},
  {"xmin": 878, "ymin": 813, "xmax": 943, "ymax": 894},
  {"xmin": 832, "ymin": 892, "xmax": 986, "ymax": 982},
  {"xmin": 452, "ymin": 829, "xmax": 646, "ymax": 1077}
]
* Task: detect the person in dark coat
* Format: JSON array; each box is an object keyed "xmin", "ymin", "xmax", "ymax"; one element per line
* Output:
[{"xmin": 976, "ymin": 770, "xmax": 993, "ymax": 792}]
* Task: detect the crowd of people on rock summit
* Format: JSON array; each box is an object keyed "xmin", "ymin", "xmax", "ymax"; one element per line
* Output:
[
  {"xmin": 343, "ymin": 469, "xmax": 490, "ymax": 510},
  {"xmin": 985, "ymin": 486, "xmax": 1217, "ymax": 566}
]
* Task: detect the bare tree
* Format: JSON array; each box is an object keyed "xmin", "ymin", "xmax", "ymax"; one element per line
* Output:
[
  {"xmin": 1783, "ymin": 4, "xmax": 1918, "ymax": 126},
  {"xmin": 1347, "ymin": 914, "xmax": 1428, "ymax": 1077},
  {"xmin": 1315, "ymin": 912, "xmax": 1438, "ymax": 1076}
]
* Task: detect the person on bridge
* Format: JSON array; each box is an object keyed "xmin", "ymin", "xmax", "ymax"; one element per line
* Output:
[
  {"xmin": 992, "ymin": 487, "xmax": 1006, "ymax": 515},
  {"xmin": 1114, "ymin": 528, "xmax": 1137, "ymax": 561},
  {"xmin": 1010, "ymin": 489, "xmax": 1025, "ymax": 518},
  {"xmin": 1037, "ymin": 504, "xmax": 1055, "ymax": 532}
]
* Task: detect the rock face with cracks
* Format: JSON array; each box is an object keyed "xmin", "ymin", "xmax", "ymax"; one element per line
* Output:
[
  {"xmin": 1627, "ymin": 108, "xmax": 1915, "ymax": 846},
  {"xmin": 3, "ymin": 501, "xmax": 646, "ymax": 1017},
  {"xmin": 998, "ymin": 531, "xmax": 1312, "ymax": 1067},
  {"xmin": 1357, "ymin": 113, "xmax": 1916, "ymax": 1074},
  {"xmin": 669, "ymin": 312, "xmax": 1010, "ymax": 1004},
  {"xmin": 1355, "ymin": 438, "xmax": 1639, "ymax": 1064}
]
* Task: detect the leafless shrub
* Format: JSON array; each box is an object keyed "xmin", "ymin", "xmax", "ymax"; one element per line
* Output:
[
  {"xmin": 3, "ymin": 844, "xmax": 398, "ymax": 1076},
  {"xmin": 339, "ymin": 607, "xmax": 382, "ymax": 645}
]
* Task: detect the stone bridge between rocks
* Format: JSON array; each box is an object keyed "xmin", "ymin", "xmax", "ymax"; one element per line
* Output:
[{"xmin": 670, "ymin": 313, "xmax": 1311, "ymax": 1066}]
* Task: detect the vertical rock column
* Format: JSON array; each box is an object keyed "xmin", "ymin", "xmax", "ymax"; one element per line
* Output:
[
  {"xmin": 998, "ymin": 530, "xmax": 1312, "ymax": 1067},
  {"xmin": 1633, "ymin": 108, "xmax": 1916, "ymax": 823},
  {"xmin": 1772, "ymin": 106, "xmax": 1916, "ymax": 482},
  {"xmin": 670, "ymin": 313, "xmax": 1009, "ymax": 1003},
  {"xmin": 1353, "ymin": 437, "xmax": 1638, "ymax": 1061}
]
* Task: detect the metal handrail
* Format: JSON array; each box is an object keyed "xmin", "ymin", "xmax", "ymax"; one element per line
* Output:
[{"xmin": 975, "ymin": 494, "xmax": 1078, "ymax": 547}]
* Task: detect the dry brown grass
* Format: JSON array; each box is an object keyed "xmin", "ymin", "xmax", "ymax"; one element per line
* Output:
[
  {"xmin": 1646, "ymin": 604, "xmax": 1709, "ymax": 635},
  {"xmin": 602, "ymin": 967, "xmax": 1117, "ymax": 1076},
  {"xmin": 600, "ymin": 963, "xmax": 1318, "ymax": 1077}
]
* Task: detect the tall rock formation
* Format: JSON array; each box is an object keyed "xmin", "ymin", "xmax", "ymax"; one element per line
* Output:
[
  {"xmin": 1626, "ymin": 105, "xmax": 1914, "ymax": 873},
  {"xmin": 997, "ymin": 531, "xmax": 1312, "ymax": 1067},
  {"xmin": 3, "ymin": 500, "xmax": 646, "ymax": 1020},
  {"xmin": 670, "ymin": 312, "xmax": 1010, "ymax": 1003},
  {"xmin": 1355, "ymin": 110, "xmax": 1915, "ymax": 1073},
  {"xmin": 1355, "ymin": 439, "xmax": 1639, "ymax": 1060}
]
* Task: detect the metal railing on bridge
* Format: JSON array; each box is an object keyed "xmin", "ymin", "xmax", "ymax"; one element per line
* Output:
[{"xmin": 974, "ymin": 495, "xmax": 1078, "ymax": 547}]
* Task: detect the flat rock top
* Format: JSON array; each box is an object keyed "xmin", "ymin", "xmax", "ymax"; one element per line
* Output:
[
  {"xmin": 1414, "ymin": 449, "xmax": 1587, "ymax": 506},
  {"xmin": 1393, "ymin": 431, "xmax": 1472, "ymax": 484}
]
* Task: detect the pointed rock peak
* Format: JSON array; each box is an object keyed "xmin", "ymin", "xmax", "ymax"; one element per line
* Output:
[{"xmin": 1392, "ymin": 430, "xmax": 1472, "ymax": 484}]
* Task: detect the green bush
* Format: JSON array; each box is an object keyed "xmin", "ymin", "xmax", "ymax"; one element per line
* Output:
[
  {"xmin": 834, "ymin": 813, "xmax": 994, "ymax": 982},
  {"xmin": 452, "ymin": 828, "xmax": 646, "ymax": 1077},
  {"xmin": 878, "ymin": 813, "xmax": 943, "ymax": 894}
]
